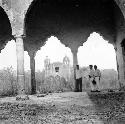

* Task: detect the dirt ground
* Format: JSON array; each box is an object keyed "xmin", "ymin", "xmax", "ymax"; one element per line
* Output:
[{"xmin": 0, "ymin": 91, "xmax": 124, "ymax": 124}]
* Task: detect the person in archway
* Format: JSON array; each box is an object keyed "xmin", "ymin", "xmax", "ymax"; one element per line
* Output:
[
  {"xmin": 88, "ymin": 65, "xmax": 95, "ymax": 92},
  {"xmin": 94, "ymin": 65, "xmax": 101, "ymax": 92},
  {"xmin": 75, "ymin": 65, "xmax": 82, "ymax": 92}
]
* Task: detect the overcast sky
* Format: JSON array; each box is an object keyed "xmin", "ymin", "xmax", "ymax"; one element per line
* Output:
[{"xmin": 0, "ymin": 32, "xmax": 117, "ymax": 71}]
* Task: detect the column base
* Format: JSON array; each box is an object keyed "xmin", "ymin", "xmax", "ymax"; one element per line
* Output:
[{"xmin": 16, "ymin": 95, "xmax": 29, "ymax": 101}]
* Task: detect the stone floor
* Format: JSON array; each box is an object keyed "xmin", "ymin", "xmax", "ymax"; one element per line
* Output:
[{"xmin": 0, "ymin": 91, "xmax": 124, "ymax": 123}]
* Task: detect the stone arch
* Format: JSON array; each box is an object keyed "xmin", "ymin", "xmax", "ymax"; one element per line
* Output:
[
  {"xmin": 26, "ymin": 34, "xmax": 72, "ymax": 94},
  {"xmin": 24, "ymin": 0, "xmax": 125, "ymax": 28},
  {"xmin": 23, "ymin": 0, "xmax": 125, "ymax": 93},
  {"xmin": 23, "ymin": 0, "xmax": 37, "ymax": 36},
  {"xmin": 0, "ymin": 5, "xmax": 12, "ymax": 51},
  {"xmin": 34, "ymin": 35, "xmax": 72, "ymax": 61},
  {"xmin": 24, "ymin": 0, "xmax": 125, "ymax": 23},
  {"xmin": 0, "ymin": 3, "xmax": 13, "ymax": 29},
  {"xmin": 78, "ymin": 32, "xmax": 117, "ymax": 65},
  {"xmin": 87, "ymin": 31, "xmax": 115, "ymax": 45},
  {"xmin": 24, "ymin": 0, "xmax": 125, "ymax": 50}
]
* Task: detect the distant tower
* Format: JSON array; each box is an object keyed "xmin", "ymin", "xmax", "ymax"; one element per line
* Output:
[
  {"xmin": 63, "ymin": 55, "xmax": 70, "ymax": 66},
  {"xmin": 63, "ymin": 55, "xmax": 70, "ymax": 81},
  {"xmin": 44, "ymin": 56, "xmax": 50, "ymax": 77}
]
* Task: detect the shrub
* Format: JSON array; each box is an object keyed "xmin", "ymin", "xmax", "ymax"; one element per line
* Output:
[
  {"xmin": 0, "ymin": 67, "xmax": 17, "ymax": 96},
  {"xmin": 0, "ymin": 67, "xmax": 120, "ymax": 96}
]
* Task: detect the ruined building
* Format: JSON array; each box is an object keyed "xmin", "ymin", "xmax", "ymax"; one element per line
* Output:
[
  {"xmin": 44, "ymin": 56, "xmax": 71, "ymax": 81},
  {"xmin": 0, "ymin": 0, "xmax": 125, "ymax": 95}
]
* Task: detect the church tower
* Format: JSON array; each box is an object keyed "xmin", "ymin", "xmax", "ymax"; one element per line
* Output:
[
  {"xmin": 63, "ymin": 55, "xmax": 71, "ymax": 81},
  {"xmin": 63, "ymin": 55, "xmax": 70, "ymax": 66},
  {"xmin": 44, "ymin": 56, "xmax": 50, "ymax": 77}
]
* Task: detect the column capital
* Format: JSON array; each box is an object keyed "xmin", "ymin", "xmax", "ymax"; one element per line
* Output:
[
  {"xmin": 28, "ymin": 50, "xmax": 37, "ymax": 58},
  {"xmin": 13, "ymin": 34, "xmax": 26, "ymax": 39},
  {"xmin": 71, "ymin": 48, "xmax": 78, "ymax": 54},
  {"xmin": 70, "ymin": 45, "xmax": 79, "ymax": 54}
]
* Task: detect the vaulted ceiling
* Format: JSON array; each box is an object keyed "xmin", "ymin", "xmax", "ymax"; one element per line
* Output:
[{"xmin": 24, "ymin": 0, "xmax": 124, "ymax": 50}]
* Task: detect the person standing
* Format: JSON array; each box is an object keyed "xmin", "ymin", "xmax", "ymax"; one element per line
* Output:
[
  {"xmin": 94, "ymin": 65, "xmax": 101, "ymax": 92},
  {"xmin": 75, "ymin": 65, "xmax": 82, "ymax": 92},
  {"xmin": 88, "ymin": 65, "xmax": 95, "ymax": 92}
]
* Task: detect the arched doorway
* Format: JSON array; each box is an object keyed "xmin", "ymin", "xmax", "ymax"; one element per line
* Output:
[
  {"xmin": 0, "ymin": 6, "xmax": 12, "ymax": 50},
  {"xmin": 78, "ymin": 32, "xmax": 118, "ymax": 90},
  {"xmin": 35, "ymin": 36, "xmax": 72, "ymax": 93},
  {"xmin": 0, "ymin": 6, "xmax": 13, "ymax": 96},
  {"xmin": 24, "ymin": 0, "xmax": 125, "ymax": 94}
]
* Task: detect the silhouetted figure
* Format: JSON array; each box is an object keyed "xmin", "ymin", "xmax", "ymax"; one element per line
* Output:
[
  {"xmin": 75, "ymin": 65, "xmax": 82, "ymax": 92},
  {"xmin": 94, "ymin": 65, "xmax": 101, "ymax": 92},
  {"xmin": 88, "ymin": 65, "xmax": 95, "ymax": 92}
]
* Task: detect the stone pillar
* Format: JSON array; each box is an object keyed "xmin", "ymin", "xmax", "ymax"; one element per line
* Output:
[
  {"xmin": 114, "ymin": 46, "xmax": 120, "ymax": 80},
  {"xmin": 15, "ymin": 35, "xmax": 25, "ymax": 95},
  {"xmin": 71, "ymin": 49, "xmax": 78, "ymax": 91},
  {"xmin": 29, "ymin": 51, "xmax": 36, "ymax": 94},
  {"xmin": 115, "ymin": 43, "xmax": 125, "ymax": 86},
  {"xmin": 72, "ymin": 50, "xmax": 78, "ymax": 67}
]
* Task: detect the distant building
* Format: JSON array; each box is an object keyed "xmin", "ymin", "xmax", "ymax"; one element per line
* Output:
[{"xmin": 44, "ymin": 55, "xmax": 71, "ymax": 81}]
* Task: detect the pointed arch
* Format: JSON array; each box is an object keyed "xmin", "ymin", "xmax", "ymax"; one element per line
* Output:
[
  {"xmin": 78, "ymin": 32, "xmax": 117, "ymax": 70},
  {"xmin": 0, "ymin": 5, "xmax": 12, "ymax": 51}
]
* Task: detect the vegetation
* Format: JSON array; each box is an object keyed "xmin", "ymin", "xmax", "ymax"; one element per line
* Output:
[
  {"xmin": 0, "ymin": 66, "xmax": 119, "ymax": 96},
  {"xmin": 0, "ymin": 67, "xmax": 17, "ymax": 96}
]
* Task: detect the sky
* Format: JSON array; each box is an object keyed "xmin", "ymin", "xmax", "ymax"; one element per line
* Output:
[{"xmin": 0, "ymin": 32, "xmax": 117, "ymax": 71}]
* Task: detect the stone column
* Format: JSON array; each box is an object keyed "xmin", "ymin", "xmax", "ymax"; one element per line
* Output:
[
  {"xmin": 15, "ymin": 35, "xmax": 25, "ymax": 95},
  {"xmin": 115, "ymin": 43, "xmax": 125, "ymax": 86},
  {"xmin": 72, "ymin": 50, "xmax": 78, "ymax": 68},
  {"xmin": 114, "ymin": 46, "xmax": 121, "ymax": 89},
  {"xmin": 114, "ymin": 46, "xmax": 120, "ymax": 80},
  {"xmin": 71, "ymin": 49, "xmax": 78, "ymax": 91},
  {"xmin": 29, "ymin": 51, "xmax": 36, "ymax": 94}
]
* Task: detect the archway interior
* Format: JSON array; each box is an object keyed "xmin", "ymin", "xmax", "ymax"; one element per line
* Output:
[
  {"xmin": 24, "ymin": 0, "xmax": 124, "ymax": 50},
  {"xmin": 35, "ymin": 36, "xmax": 72, "ymax": 71},
  {"xmin": 78, "ymin": 32, "xmax": 117, "ymax": 70},
  {"xmin": 0, "ymin": 7, "xmax": 12, "ymax": 50},
  {"xmin": 0, "ymin": 33, "xmax": 117, "ymax": 71},
  {"xmin": 0, "ymin": 40, "xmax": 30, "ymax": 71}
]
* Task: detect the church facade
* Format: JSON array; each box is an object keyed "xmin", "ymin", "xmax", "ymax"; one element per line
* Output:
[{"xmin": 44, "ymin": 56, "xmax": 71, "ymax": 81}]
